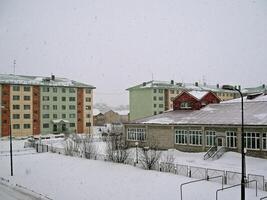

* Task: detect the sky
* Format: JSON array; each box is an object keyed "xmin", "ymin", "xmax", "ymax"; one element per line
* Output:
[{"xmin": 0, "ymin": 0, "xmax": 266, "ymax": 106}]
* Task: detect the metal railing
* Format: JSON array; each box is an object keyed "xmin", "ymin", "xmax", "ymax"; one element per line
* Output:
[{"xmin": 203, "ymin": 146, "xmax": 216, "ymax": 160}]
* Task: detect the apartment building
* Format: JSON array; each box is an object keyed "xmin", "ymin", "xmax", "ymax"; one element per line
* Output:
[
  {"xmin": 127, "ymin": 80, "xmax": 239, "ymax": 121},
  {"xmin": 0, "ymin": 74, "xmax": 95, "ymax": 137}
]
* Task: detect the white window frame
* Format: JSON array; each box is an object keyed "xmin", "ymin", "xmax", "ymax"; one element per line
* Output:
[
  {"xmin": 175, "ymin": 130, "xmax": 188, "ymax": 145},
  {"xmin": 226, "ymin": 131, "xmax": 237, "ymax": 148},
  {"xmin": 262, "ymin": 133, "xmax": 267, "ymax": 151},
  {"xmin": 127, "ymin": 128, "xmax": 146, "ymax": 141},
  {"xmin": 244, "ymin": 132, "xmax": 260, "ymax": 150},
  {"xmin": 205, "ymin": 131, "xmax": 216, "ymax": 146},
  {"xmin": 189, "ymin": 130, "xmax": 202, "ymax": 146}
]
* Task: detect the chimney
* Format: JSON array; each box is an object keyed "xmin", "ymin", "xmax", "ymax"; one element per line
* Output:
[
  {"xmin": 171, "ymin": 80, "xmax": 174, "ymax": 85},
  {"xmin": 51, "ymin": 74, "xmax": 55, "ymax": 81},
  {"xmin": 216, "ymin": 84, "xmax": 219, "ymax": 88},
  {"xmin": 195, "ymin": 82, "xmax": 198, "ymax": 87},
  {"xmin": 142, "ymin": 82, "xmax": 146, "ymax": 86},
  {"xmin": 238, "ymin": 85, "xmax": 241, "ymax": 91},
  {"xmin": 263, "ymin": 84, "xmax": 265, "ymax": 89}
]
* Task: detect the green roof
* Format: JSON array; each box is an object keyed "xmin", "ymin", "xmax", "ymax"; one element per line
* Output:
[{"xmin": 0, "ymin": 74, "xmax": 95, "ymax": 88}]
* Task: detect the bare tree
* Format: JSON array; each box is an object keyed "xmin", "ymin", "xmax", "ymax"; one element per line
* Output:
[
  {"xmin": 81, "ymin": 134, "xmax": 96, "ymax": 159},
  {"xmin": 160, "ymin": 152, "xmax": 175, "ymax": 172},
  {"xmin": 139, "ymin": 137, "xmax": 161, "ymax": 170},
  {"xmin": 64, "ymin": 134, "xmax": 79, "ymax": 156},
  {"xmin": 106, "ymin": 132, "xmax": 129, "ymax": 163}
]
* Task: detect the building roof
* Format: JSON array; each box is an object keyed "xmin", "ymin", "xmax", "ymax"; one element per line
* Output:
[
  {"xmin": 0, "ymin": 74, "xmax": 95, "ymax": 88},
  {"xmin": 128, "ymin": 95, "xmax": 267, "ymax": 126},
  {"xmin": 242, "ymin": 84, "xmax": 267, "ymax": 94},
  {"xmin": 126, "ymin": 80, "xmax": 237, "ymax": 94}
]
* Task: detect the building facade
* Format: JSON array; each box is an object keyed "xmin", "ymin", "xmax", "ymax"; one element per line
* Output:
[
  {"xmin": 0, "ymin": 74, "xmax": 95, "ymax": 137},
  {"xmin": 124, "ymin": 94, "xmax": 267, "ymax": 159},
  {"xmin": 127, "ymin": 80, "xmax": 239, "ymax": 121}
]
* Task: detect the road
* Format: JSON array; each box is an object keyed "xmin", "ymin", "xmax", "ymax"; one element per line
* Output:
[{"xmin": 0, "ymin": 183, "xmax": 42, "ymax": 200}]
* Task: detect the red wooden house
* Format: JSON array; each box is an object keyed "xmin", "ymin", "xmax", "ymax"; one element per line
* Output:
[{"xmin": 173, "ymin": 91, "xmax": 220, "ymax": 110}]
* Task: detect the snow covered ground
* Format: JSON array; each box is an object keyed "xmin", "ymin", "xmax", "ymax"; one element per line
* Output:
[{"xmin": 0, "ymin": 138, "xmax": 267, "ymax": 200}]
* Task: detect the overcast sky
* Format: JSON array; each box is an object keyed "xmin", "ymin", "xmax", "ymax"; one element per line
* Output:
[{"xmin": 0, "ymin": 0, "xmax": 266, "ymax": 106}]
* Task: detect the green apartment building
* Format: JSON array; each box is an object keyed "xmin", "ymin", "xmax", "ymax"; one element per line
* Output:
[
  {"xmin": 0, "ymin": 74, "xmax": 95, "ymax": 137},
  {"xmin": 127, "ymin": 80, "xmax": 239, "ymax": 121}
]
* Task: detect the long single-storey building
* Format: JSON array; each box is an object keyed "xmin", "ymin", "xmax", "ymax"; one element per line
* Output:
[{"xmin": 124, "ymin": 93, "xmax": 267, "ymax": 159}]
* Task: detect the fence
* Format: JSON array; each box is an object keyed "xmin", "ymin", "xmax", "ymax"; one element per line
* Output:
[{"xmin": 26, "ymin": 140, "xmax": 267, "ymax": 192}]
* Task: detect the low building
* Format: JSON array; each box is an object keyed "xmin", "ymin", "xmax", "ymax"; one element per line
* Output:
[
  {"xmin": 124, "ymin": 94, "xmax": 267, "ymax": 159},
  {"xmin": 93, "ymin": 110, "xmax": 129, "ymax": 126},
  {"xmin": 0, "ymin": 74, "xmax": 95, "ymax": 137}
]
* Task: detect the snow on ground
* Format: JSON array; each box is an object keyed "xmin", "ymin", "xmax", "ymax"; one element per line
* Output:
[{"xmin": 0, "ymin": 146, "xmax": 266, "ymax": 200}]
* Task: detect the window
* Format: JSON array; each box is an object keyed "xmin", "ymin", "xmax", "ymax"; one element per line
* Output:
[
  {"xmin": 53, "ymin": 96, "xmax": 57, "ymax": 101},
  {"xmin": 159, "ymin": 89, "xmax": 163, "ymax": 93},
  {"xmin": 43, "ymin": 87, "xmax": 49, "ymax": 92},
  {"xmin": 53, "ymin": 105, "xmax": 57, "ymax": 110},
  {"xmin": 13, "ymin": 105, "xmax": 20, "ymax": 110},
  {"xmin": 24, "ymin": 114, "xmax": 31, "ymax": 119},
  {"xmin": 263, "ymin": 133, "xmax": 267, "ymax": 150},
  {"xmin": 69, "ymin": 97, "xmax": 76, "ymax": 101},
  {"xmin": 43, "ymin": 105, "xmax": 49, "ymax": 110},
  {"xmin": 176, "ymin": 90, "xmax": 180, "ymax": 94},
  {"xmin": 170, "ymin": 90, "xmax": 174, "ymax": 94},
  {"xmin": 43, "ymin": 123, "xmax": 49, "ymax": 128},
  {"xmin": 53, "ymin": 88, "xmax": 57, "ymax": 93},
  {"xmin": 86, "ymin": 122, "xmax": 91, "ymax": 127},
  {"xmin": 62, "ymin": 105, "xmax": 66, "ymax": 110},
  {"xmin": 13, "ymin": 124, "xmax": 20, "ymax": 129},
  {"xmin": 24, "ymin": 86, "xmax": 31, "ymax": 91},
  {"xmin": 13, "ymin": 85, "xmax": 20, "ymax": 91},
  {"xmin": 154, "ymin": 104, "xmax": 157, "ymax": 108},
  {"xmin": 69, "ymin": 105, "xmax": 76, "ymax": 110},
  {"xmin": 226, "ymin": 131, "xmax": 237, "ymax": 148},
  {"xmin": 127, "ymin": 128, "xmax": 146, "ymax": 141},
  {"xmin": 153, "ymin": 96, "xmax": 157, "ymax": 101},
  {"xmin": 62, "ymin": 114, "xmax": 66, "ymax": 118},
  {"xmin": 43, "ymin": 114, "xmax": 50, "ymax": 118},
  {"xmin": 158, "ymin": 96, "xmax": 163, "ymax": 101},
  {"xmin": 154, "ymin": 111, "xmax": 157, "ymax": 115},
  {"xmin": 86, "ymin": 97, "xmax": 91, "ymax": 102},
  {"xmin": 62, "ymin": 88, "xmax": 66, "ymax": 93},
  {"xmin": 85, "ymin": 88, "xmax": 91, "ymax": 94},
  {"xmin": 53, "ymin": 114, "xmax": 57, "ymax": 119},
  {"xmin": 175, "ymin": 130, "xmax": 187, "ymax": 144},
  {"xmin": 159, "ymin": 104, "xmax": 163, "ymax": 108},
  {"xmin": 24, "ymin": 124, "xmax": 31, "ymax": 129},
  {"xmin": 43, "ymin": 96, "xmax": 49, "ymax": 101},
  {"xmin": 70, "ymin": 123, "xmax": 75, "ymax": 127},
  {"xmin": 205, "ymin": 131, "xmax": 216, "ymax": 146},
  {"xmin": 62, "ymin": 97, "xmax": 66, "ymax": 101},
  {"xmin": 69, "ymin": 88, "xmax": 75, "ymax": 93},
  {"xmin": 24, "ymin": 105, "xmax": 31, "ymax": 110},
  {"xmin": 13, "ymin": 95, "xmax": 20, "ymax": 100},
  {"xmin": 244, "ymin": 132, "xmax": 260, "ymax": 150},
  {"xmin": 24, "ymin": 96, "xmax": 30, "ymax": 101},
  {"xmin": 170, "ymin": 97, "xmax": 174, "ymax": 101},
  {"xmin": 189, "ymin": 130, "xmax": 202, "ymax": 145},
  {"xmin": 13, "ymin": 114, "xmax": 20, "ymax": 119},
  {"xmin": 86, "ymin": 114, "xmax": 91, "ymax": 118},
  {"xmin": 85, "ymin": 105, "xmax": 91, "ymax": 110},
  {"xmin": 69, "ymin": 114, "xmax": 76, "ymax": 118},
  {"xmin": 180, "ymin": 102, "xmax": 191, "ymax": 109}
]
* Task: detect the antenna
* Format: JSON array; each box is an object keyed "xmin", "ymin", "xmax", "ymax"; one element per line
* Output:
[
  {"xmin": 13, "ymin": 59, "xmax": 16, "ymax": 74},
  {"xmin": 152, "ymin": 73, "xmax": 154, "ymax": 81}
]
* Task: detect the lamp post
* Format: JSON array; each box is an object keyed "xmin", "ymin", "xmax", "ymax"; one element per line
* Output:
[
  {"xmin": 135, "ymin": 141, "xmax": 139, "ymax": 163},
  {"xmin": 222, "ymin": 85, "xmax": 245, "ymax": 200},
  {"xmin": 1, "ymin": 106, "xmax": 13, "ymax": 176}
]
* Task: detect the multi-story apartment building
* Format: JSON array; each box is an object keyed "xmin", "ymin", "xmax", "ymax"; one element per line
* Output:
[
  {"xmin": 0, "ymin": 74, "xmax": 95, "ymax": 137},
  {"xmin": 127, "ymin": 80, "xmax": 239, "ymax": 120}
]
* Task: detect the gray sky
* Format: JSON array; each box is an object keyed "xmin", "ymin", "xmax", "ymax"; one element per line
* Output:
[{"xmin": 0, "ymin": 0, "xmax": 266, "ymax": 106}]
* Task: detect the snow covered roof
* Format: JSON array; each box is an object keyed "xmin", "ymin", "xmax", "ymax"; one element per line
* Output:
[
  {"xmin": 126, "ymin": 80, "xmax": 237, "ymax": 94},
  {"xmin": 188, "ymin": 91, "xmax": 209, "ymax": 100},
  {"xmin": 114, "ymin": 110, "xmax": 129, "ymax": 115},
  {"xmin": 0, "ymin": 74, "xmax": 95, "ymax": 88},
  {"xmin": 129, "ymin": 95, "xmax": 267, "ymax": 126},
  {"xmin": 93, "ymin": 109, "xmax": 101, "ymax": 116}
]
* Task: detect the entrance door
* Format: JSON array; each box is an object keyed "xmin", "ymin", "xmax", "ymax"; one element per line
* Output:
[
  {"xmin": 217, "ymin": 137, "xmax": 224, "ymax": 150},
  {"xmin": 62, "ymin": 124, "xmax": 66, "ymax": 132},
  {"xmin": 53, "ymin": 124, "xmax": 57, "ymax": 132}
]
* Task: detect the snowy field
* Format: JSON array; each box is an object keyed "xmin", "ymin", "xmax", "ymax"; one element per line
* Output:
[{"xmin": 0, "ymin": 138, "xmax": 267, "ymax": 200}]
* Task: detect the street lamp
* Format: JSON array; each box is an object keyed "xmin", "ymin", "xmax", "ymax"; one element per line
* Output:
[
  {"xmin": 1, "ymin": 106, "xmax": 13, "ymax": 176},
  {"xmin": 222, "ymin": 85, "xmax": 245, "ymax": 200},
  {"xmin": 135, "ymin": 141, "xmax": 139, "ymax": 163}
]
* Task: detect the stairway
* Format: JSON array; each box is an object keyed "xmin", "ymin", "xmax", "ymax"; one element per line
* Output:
[{"xmin": 203, "ymin": 146, "xmax": 227, "ymax": 160}]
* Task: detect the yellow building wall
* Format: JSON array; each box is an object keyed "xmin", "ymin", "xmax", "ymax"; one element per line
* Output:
[{"xmin": 10, "ymin": 85, "xmax": 33, "ymax": 137}]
